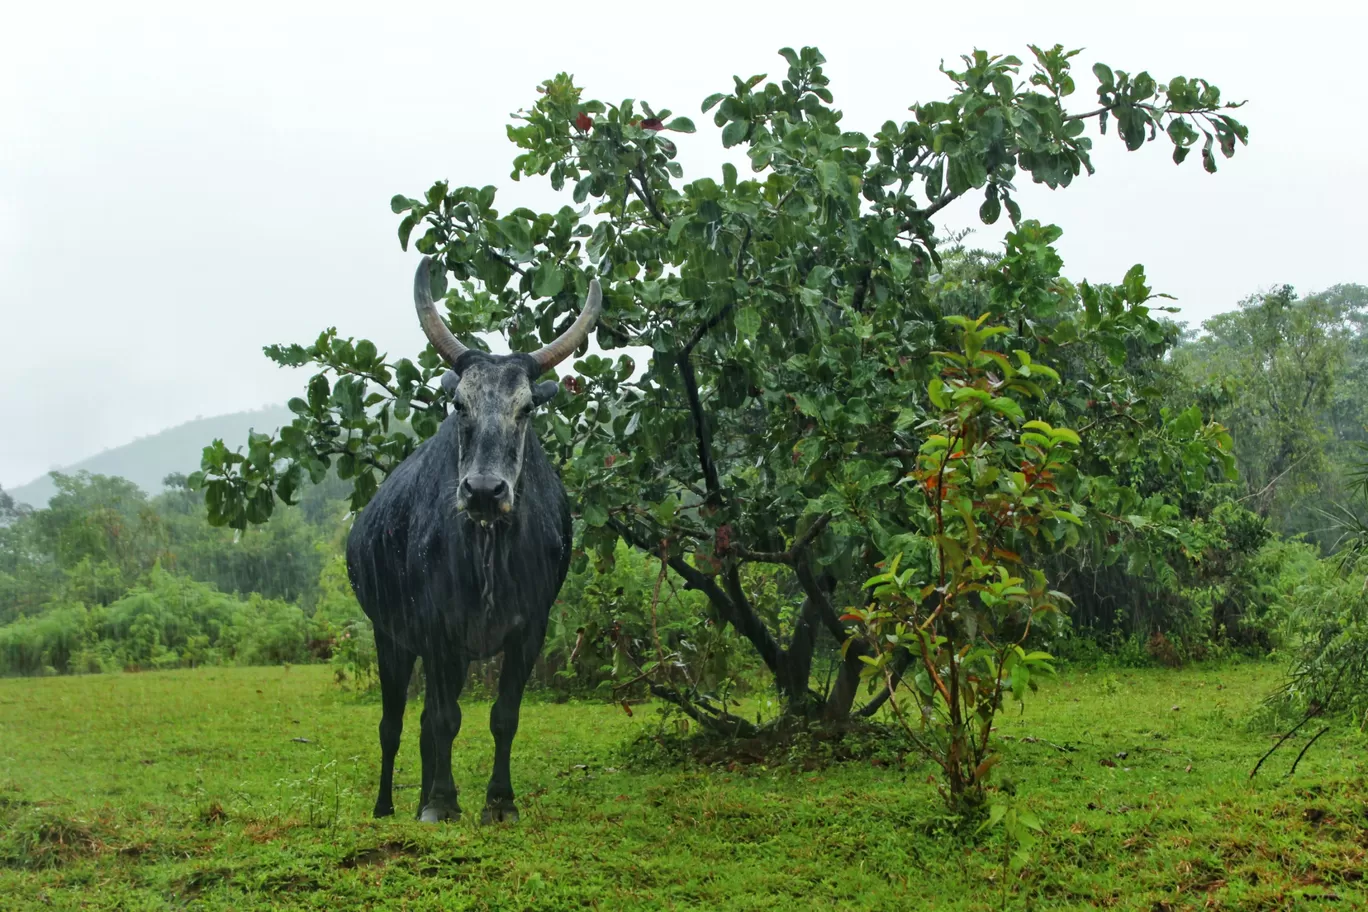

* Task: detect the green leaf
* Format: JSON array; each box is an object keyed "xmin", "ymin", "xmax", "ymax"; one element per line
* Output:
[
  {"xmin": 735, "ymin": 308, "xmax": 761, "ymax": 341},
  {"xmin": 721, "ymin": 120, "xmax": 748, "ymax": 148},
  {"xmin": 581, "ymin": 502, "xmax": 608, "ymax": 527},
  {"xmin": 398, "ymin": 214, "xmax": 418, "ymax": 251},
  {"xmin": 308, "ymin": 374, "xmax": 330, "ymax": 410},
  {"xmin": 979, "ymin": 191, "xmax": 1001, "ymax": 225},
  {"xmin": 665, "ymin": 116, "xmax": 696, "ymax": 133},
  {"xmin": 989, "ymin": 397, "xmax": 1024, "ymax": 420},
  {"xmin": 978, "ymin": 803, "xmax": 1009, "ymax": 833},
  {"xmin": 533, "ymin": 264, "xmax": 566, "ymax": 298},
  {"xmin": 928, "ymin": 378, "xmax": 947, "ymax": 409}
]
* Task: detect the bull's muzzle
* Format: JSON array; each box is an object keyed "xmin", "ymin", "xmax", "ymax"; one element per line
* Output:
[{"xmin": 459, "ymin": 474, "xmax": 512, "ymax": 519}]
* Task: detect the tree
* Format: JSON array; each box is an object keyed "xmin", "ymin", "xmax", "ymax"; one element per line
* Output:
[
  {"xmin": 1176, "ymin": 286, "xmax": 1365, "ymax": 543},
  {"xmin": 197, "ymin": 45, "xmax": 1246, "ymax": 733},
  {"xmin": 29, "ymin": 472, "xmax": 168, "ymax": 605}
]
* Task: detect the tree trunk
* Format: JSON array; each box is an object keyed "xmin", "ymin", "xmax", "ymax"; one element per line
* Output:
[
  {"xmin": 777, "ymin": 595, "xmax": 823, "ymax": 717},
  {"xmin": 823, "ymin": 651, "xmax": 862, "ymax": 722}
]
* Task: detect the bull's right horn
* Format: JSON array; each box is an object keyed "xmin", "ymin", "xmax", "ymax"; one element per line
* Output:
[{"xmin": 413, "ymin": 256, "xmax": 470, "ymax": 366}]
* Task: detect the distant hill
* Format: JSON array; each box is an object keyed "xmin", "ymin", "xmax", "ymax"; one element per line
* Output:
[{"xmin": 8, "ymin": 406, "xmax": 296, "ymax": 508}]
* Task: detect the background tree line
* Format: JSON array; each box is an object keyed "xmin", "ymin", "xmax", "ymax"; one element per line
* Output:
[{"xmin": 0, "ymin": 469, "xmax": 745, "ymax": 696}]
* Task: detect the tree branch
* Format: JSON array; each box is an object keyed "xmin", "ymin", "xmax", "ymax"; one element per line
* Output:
[
  {"xmin": 682, "ymin": 304, "xmax": 738, "ymax": 356},
  {"xmin": 921, "ymin": 191, "xmax": 961, "ymax": 219},
  {"xmin": 677, "ymin": 354, "xmax": 722, "ymax": 504},
  {"xmin": 735, "ymin": 224, "xmax": 752, "ymax": 279},
  {"xmin": 1065, "ymin": 103, "xmax": 1118, "ymax": 122},
  {"xmin": 649, "ymin": 684, "xmax": 758, "ymax": 737},
  {"xmin": 895, "ymin": 191, "xmax": 962, "ymax": 236},
  {"xmin": 609, "ymin": 517, "xmax": 782, "ymax": 674},
  {"xmin": 627, "ymin": 167, "xmax": 671, "ymax": 228},
  {"xmin": 1236, "ymin": 454, "xmax": 1309, "ymax": 506},
  {"xmin": 794, "ymin": 556, "xmax": 847, "ymax": 644},
  {"xmin": 733, "ymin": 512, "xmax": 832, "ymax": 565},
  {"xmin": 854, "ymin": 648, "xmax": 914, "ymax": 718}
]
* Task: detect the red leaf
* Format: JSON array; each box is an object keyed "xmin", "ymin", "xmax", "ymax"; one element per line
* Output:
[
  {"xmin": 575, "ymin": 112, "xmax": 592, "ymax": 132},
  {"xmin": 839, "ymin": 613, "xmax": 862, "ymax": 622},
  {"xmin": 620, "ymin": 700, "xmax": 633, "ymax": 717},
  {"xmin": 640, "ymin": 118, "xmax": 665, "ymax": 131},
  {"xmin": 714, "ymin": 524, "xmax": 732, "ymax": 556}
]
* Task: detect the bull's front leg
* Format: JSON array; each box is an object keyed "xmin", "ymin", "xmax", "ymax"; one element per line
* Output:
[
  {"xmin": 417, "ymin": 655, "xmax": 469, "ymax": 823},
  {"xmin": 482, "ymin": 641, "xmax": 537, "ymax": 824}
]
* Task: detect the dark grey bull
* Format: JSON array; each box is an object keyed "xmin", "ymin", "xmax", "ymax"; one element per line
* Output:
[{"xmin": 347, "ymin": 257, "xmax": 600, "ymax": 824}]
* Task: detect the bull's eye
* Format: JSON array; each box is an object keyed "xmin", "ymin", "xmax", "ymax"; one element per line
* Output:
[{"xmin": 518, "ymin": 405, "xmax": 533, "ymax": 420}]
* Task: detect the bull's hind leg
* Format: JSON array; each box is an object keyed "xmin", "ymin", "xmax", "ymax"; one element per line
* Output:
[
  {"xmin": 417, "ymin": 655, "xmax": 470, "ymax": 823},
  {"xmin": 416, "ymin": 701, "xmax": 433, "ymax": 820},
  {"xmin": 482, "ymin": 642, "xmax": 538, "ymax": 824},
  {"xmin": 372, "ymin": 628, "xmax": 417, "ymax": 818}
]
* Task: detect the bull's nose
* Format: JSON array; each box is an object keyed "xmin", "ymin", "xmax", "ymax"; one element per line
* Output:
[{"xmin": 460, "ymin": 475, "xmax": 509, "ymax": 514}]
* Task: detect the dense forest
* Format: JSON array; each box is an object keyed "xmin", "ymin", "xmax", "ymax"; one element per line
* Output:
[{"xmin": 4, "ymin": 280, "xmax": 1367, "ymax": 723}]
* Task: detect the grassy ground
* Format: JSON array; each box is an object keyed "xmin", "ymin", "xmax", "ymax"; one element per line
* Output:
[{"xmin": 0, "ymin": 661, "xmax": 1364, "ymax": 911}]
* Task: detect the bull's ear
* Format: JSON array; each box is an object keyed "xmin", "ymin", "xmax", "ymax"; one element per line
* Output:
[
  {"xmin": 440, "ymin": 371, "xmax": 461, "ymax": 396},
  {"xmin": 532, "ymin": 380, "xmax": 559, "ymax": 406}
]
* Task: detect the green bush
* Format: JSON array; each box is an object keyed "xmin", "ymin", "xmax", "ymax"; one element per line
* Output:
[
  {"xmin": 0, "ymin": 567, "xmax": 324, "ymax": 676},
  {"xmin": 101, "ymin": 567, "xmax": 240, "ymax": 669},
  {"xmin": 0, "ymin": 603, "xmax": 95, "ymax": 676}
]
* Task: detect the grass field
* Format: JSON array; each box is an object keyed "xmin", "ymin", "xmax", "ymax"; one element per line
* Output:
[{"xmin": 1, "ymin": 661, "xmax": 1365, "ymax": 911}]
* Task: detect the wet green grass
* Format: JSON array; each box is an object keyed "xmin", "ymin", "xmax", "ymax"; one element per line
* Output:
[{"xmin": 1, "ymin": 661, "xmax": 1365, "ymax": 910}]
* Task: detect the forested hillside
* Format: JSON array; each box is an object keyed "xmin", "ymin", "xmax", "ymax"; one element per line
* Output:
[{"xmin": 7, "ymin": 406, "xmax": 295, "ymax": 508}]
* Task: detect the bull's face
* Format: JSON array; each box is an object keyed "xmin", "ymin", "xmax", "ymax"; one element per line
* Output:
[
  {"xmin": 444, "ymin": 357, "xmax": 559, "ymax": 520},
  {"xmin": 409, "ymin": 256, "xmax": 600, "ymax": 522}
]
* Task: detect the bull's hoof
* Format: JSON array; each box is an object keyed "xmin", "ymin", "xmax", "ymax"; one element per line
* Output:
[
  {"xmin": 418, "ymin": 803, "xmax": 461, "ymax": 823},
  {"xmin": 373, "ymin": 803, "xmax": 395, "ymax": 819},
  {"xmin": 480, "ymin": 800, "xmax": 519, "ymax": 825}
]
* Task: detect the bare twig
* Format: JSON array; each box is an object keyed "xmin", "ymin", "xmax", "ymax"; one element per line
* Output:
[
  {"xmin": 1287, "ymin": 726, "xmax": 1331, "ymax": 778},
  {"xmin": 1250, "ymin": 704, "xmax": 1321, "ymax": 779},
  {"xmin": 1065, "ymin": 104, "xmax": 1117, "ymax": 122},
  {"xmin": 1236, "ymin": 455, "xmax": 1309, "ymax": 506}
]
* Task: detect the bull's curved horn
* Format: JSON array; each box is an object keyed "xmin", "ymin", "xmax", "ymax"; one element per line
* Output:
[
  {"xmin": 413, "ymin": 256, "xmax": 469, "ymax": 366},
  {"xmin": 529, "ymin": 278, "xmax": 602, "ymax": 371}
]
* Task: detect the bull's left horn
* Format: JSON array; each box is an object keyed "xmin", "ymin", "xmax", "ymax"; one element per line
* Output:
[{"xmin": 528, "ymin": 278, "xmax": 602, "ymax": 371}]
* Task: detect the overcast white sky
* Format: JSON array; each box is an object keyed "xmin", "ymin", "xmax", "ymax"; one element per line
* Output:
[{"xmin": 1, "ymin": 0, "xmax": 1363, "ymax": 489}]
